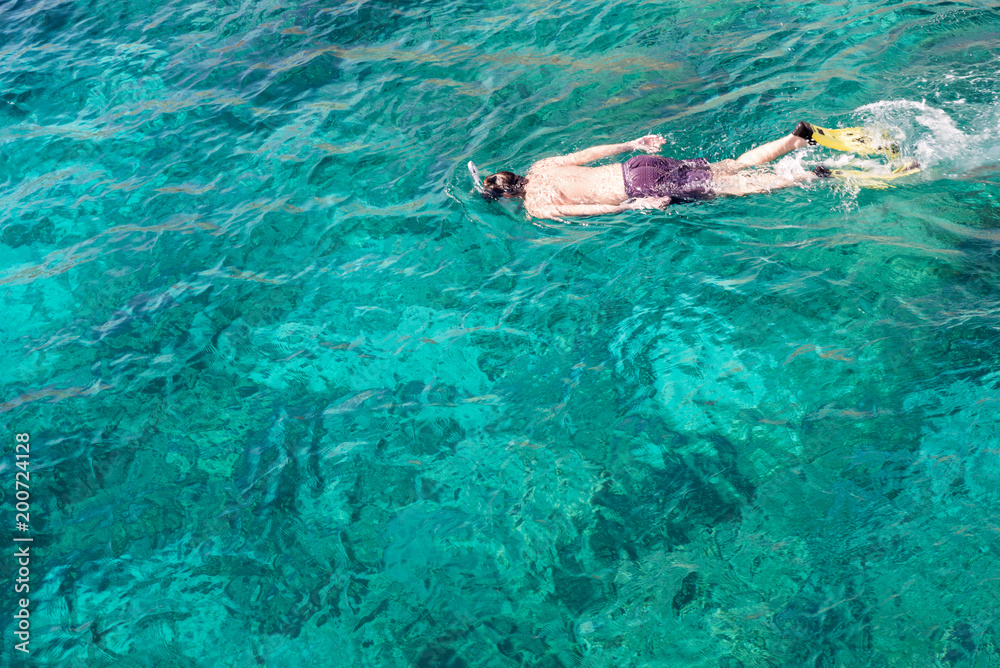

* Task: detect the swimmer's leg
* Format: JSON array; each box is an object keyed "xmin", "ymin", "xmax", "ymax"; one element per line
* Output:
[
  {"xmin": 735, "ymin": 133, "xmax": 810, "ymax": 167},
  {"xmin": 709, "ymin": 159, "xmax": 745, "ymax": 177},
  {"xmin": 711, "ymin": 167, "xmax": 817, "ymax": 197}
]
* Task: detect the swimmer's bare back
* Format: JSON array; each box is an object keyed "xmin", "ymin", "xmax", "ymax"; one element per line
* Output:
[{"xmin": 523, "ymin": 135, "xmax": 671, "ymax": 220}]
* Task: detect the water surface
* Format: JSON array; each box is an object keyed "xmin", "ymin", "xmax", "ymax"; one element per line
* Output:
[{"xmin": 2, "ymin": 0, "xmax": 1000, "ymax": 666}]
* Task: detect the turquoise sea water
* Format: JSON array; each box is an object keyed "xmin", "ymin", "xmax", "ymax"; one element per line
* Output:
[{"xmin": 2, "ymin": 0, "xmax": 1000, "ymax": 665}]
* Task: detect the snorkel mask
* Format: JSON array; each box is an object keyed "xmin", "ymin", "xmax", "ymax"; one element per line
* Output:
[{"xmin": 468, "ymin": 161, "xmax": 526, "ymax": 202}]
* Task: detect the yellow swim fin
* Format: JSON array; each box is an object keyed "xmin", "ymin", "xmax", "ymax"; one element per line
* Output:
[
  {"xmin": 825, "ymin": 161, "xmax": 921, "ymax": 189},
  {"xmin": 809, "ymin": 124, "xmax": 902, "ymax": 160}
]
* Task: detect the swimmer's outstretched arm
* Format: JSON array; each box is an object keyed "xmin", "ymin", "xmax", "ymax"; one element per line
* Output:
[
  {"xmin": 533, "ymin": 197, "xmax": 671, "ymax": 220},
  {"xmin": 539, "ymin": 134, "xmax": 666, "ymax": 167}
]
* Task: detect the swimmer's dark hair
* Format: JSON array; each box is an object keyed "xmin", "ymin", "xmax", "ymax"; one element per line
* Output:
[{"xmin": 482, "ymin": 171, "xmax": 527, "ymax": 200}]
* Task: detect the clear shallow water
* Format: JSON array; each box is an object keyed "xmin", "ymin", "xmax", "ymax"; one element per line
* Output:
[{"xmin": 1, "ymin": 0, "xmax": 1000, "ymax": 665}]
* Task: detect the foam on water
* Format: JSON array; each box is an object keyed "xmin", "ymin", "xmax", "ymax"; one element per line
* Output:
[{"xmin": 856, "ymin": 99, "xmax": 967, "ymax": 169}]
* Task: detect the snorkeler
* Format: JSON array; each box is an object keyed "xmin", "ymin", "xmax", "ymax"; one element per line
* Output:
[{"xmin": 472, "ymin": 122, "xmax": 830, "ymax": 220}]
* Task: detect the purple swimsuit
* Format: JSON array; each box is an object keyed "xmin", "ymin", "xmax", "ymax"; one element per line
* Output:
[{"xmin": 622, "ymin": 155, "xmax": 714, "ymax": 203}]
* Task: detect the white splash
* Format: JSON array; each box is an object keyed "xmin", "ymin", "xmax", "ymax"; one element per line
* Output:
[{"xmin": 852, "ymin": 100, "xmax": 991, "ymax": 174}]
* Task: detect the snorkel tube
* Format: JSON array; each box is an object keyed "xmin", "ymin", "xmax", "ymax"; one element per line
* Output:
[{"xmin": 468, "ymin": 161, "xmax": 490, "ymax": 198}]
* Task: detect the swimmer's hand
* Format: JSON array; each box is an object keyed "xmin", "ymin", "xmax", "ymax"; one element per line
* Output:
[
  {"xmin": 630, "ymin": 196, "xmax": 672, "ymax": 210},
  {"xmin": 630, "ymin": 134, "xmax": 666, "ymax": 154}
]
